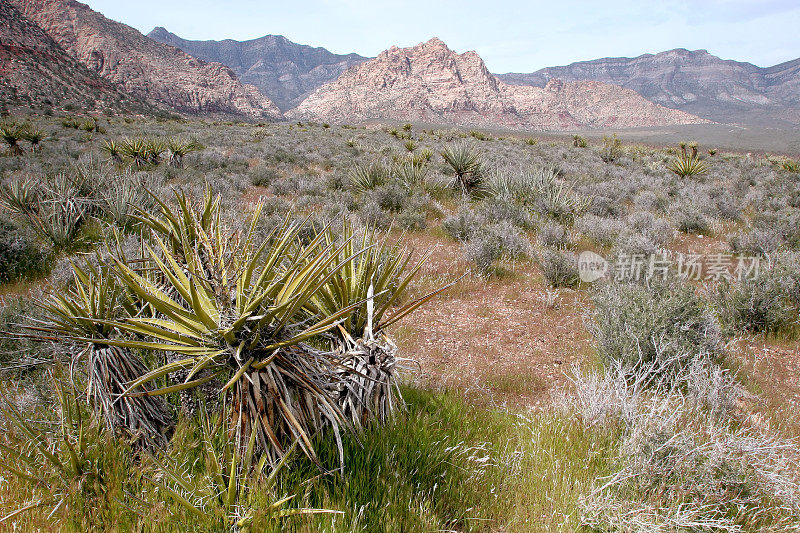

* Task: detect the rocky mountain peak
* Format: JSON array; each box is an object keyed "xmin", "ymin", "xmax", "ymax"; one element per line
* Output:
[
  {"xmin": 8, "ymin": 0, "xmax": 281, "ymax": 118},
  {"xmin": 289, "ymin": 38, "xmax": 707, "ymax": 130}
]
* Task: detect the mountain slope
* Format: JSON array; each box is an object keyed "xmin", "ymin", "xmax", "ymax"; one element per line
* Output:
[
  {"xmin": 0, "ymin": 0, "xmax": 149, "ymax": 113},
  {"xmin": 289, "ymin": 38, "xmax": 706, "ymax": 130},
  {"xmin": 8, "ymin": 0, "xmax": 281, "ymax": 119},
  {"xmin": 147, "ymin": 27, "xmax": 368, "ymax": 112},
  {"xmin": 497, "ymin": 49, "xmax": 800, "ymax": 126}
]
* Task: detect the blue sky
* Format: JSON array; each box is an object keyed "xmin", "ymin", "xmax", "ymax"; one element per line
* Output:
[{"xmin": 84, "ymin": 0, "xmax": 800, "ymax": 72}]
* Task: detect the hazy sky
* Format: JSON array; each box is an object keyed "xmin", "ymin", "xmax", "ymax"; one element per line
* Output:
[{"xmin": 84, "ymin": 0, "xmax": 800, "ymax": 73}]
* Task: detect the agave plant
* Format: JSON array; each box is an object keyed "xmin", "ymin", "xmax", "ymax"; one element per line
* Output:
[
  {"xmin": 167, "ymin": 137, "xmax": 202, "ymax": 168},
  {"xmin": 441, "ymin": 141, "xmax": 484, "ymax": 194},
  {"xmin": 147, "ymin": 409, "xmax": 339, "ymax": 530}
]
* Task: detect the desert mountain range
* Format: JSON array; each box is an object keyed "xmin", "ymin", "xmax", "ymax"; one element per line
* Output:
[
  {"xmin": 5, "ymin": 0, "xmax": 281, "ymax": 119},
  {"xmin": 147, "ymin": 27, "xmax": 367, "ymax": 112},
  {"xmin": 498, "ymin": 49, "xmax": 800, "ymax": 126},
  {"xmin": 287, "ymin": 38, "xmax": 705, "ymax": 129},
  {"xmin": 1, "ymin": 0, "xmax": 797, "ymax": 128}
]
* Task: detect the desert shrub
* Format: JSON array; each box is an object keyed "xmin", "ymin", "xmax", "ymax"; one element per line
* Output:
[
  {"xmin": 0, "ymin": 296, "xmax": 47, "ymax": 365},
  {"xmin": 537, "ymin": 221, "xmax": 569, "ymax": 248},
  {"xmin": 632, "ymin": 190, "xmax": 666, "ymax": 212},
  {"xmin": 477, "ymin": 196, "xmax": 534, "ymax": 229},
  {"xmin": 590, "ymin": 280, "xmax": 721, "ymax": 380},
  {"xmin": 600, "ymin": 134, "xmax": 622, "ymax": 163},
  {"xmin": 536, "ymin": 247, "xmax": 579, "ymax": 288},
  {"xmin": 370, "ymin": 181, "xmax": 408, "ymax": 212},
  {"xmin": 464, "ymin": 221, "xmax": 530, "ymax": 275},
  {"xmin": 669, "ymin": 200, "xmax": 712, "ymax": 235},
  {"xmin": 249, "ymin": 166, "xmax": 280, "ymax": 187},
  {"xmin": 581, "ymin": 388, "xmax": 800, "ymax": 531},
  {"xmin": 0, "ymin": 219, "xmax": 48, "ymax": 282},
  {"xmin": 574, "ymin": 214, "xmax": 623, "ymax": 247},
  {"xmin": 713, "ymin": 258, "xmax": 799, "ymax": 335},
  {"xmin": 442, "ymin": 207, "xmax": 485, "ymax": 242},
  {"xmin": 730, "ymin": 227, "xmax": 785, "ymax": 256},
  {"xmin": 359, "ymin": 200, "xmax": 392, "ymax": 230},
  {"xmin": 626, "ymin": 211, "xmax": 674, "ymax": 247},
  {"xmin": 611, "ymin": 231, "xmax": 659, "ymax": 258},
  {"xmin": 396, "ymin": 194, "xmax": 429, "ymax": 230}
]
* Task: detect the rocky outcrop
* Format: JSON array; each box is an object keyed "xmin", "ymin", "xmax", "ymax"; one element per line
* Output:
[
  {"xmin": 8, "ymin": 0, "xmax": 281, "ymax": 119},
  {"xmin": 147, "ymin": 27, "xmax": 368, "ymax": 112},
  {"xmin": 0, "ymin": 0, "xmax": 149, "ymax": 112},
  {"xmin": 497, "ymin": 49, "xmax": 800, "ymax": 126},
  {"xmin": 289, "ymin": 38, "xmax": 707, "ymax": 130}
]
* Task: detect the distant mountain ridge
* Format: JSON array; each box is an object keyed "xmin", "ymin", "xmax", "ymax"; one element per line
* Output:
[
  {"xmin": 147, "ymin": 27, "xmax": 368, "ymax": 112},
  {"xmin": 288, "ymin": 38, "xmax": 707, "ymax": 130},
  {"xmin": 0, "ymin": 0, "xmax": 150, "ymax": 113},
  {"xmin": 7, "ymin": 0, "xmax": 281, "ymax": 119},
  {"xmin": 497, "ymin": 49, "xmax": 800, "ymax": 126}
]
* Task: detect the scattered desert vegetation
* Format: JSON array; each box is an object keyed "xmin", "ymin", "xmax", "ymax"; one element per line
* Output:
[{"xmin": 0, "ymin": 113, "xmax": 799, "ymax": 531}]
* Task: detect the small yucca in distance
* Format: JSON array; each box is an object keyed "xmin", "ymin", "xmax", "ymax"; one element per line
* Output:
[{"xmin": 441, "ymin": 141, "xmax": 484, "ymax": 194}]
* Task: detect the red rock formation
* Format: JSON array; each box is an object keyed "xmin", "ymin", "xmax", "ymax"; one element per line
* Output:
[
  {"xmin": 8, "ymin": 0, "xmax": 281, "ymax": 119},
  {"xmin": 289, "ymin": 38, "xmax": 708, "ymax": 130}
]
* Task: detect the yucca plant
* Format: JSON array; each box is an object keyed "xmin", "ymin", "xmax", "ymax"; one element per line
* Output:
[
  {"xmin": 31, "ymin": 185, "xmax": 449, "ymax": 467},
  {"xmin": 668, "ymin": 154, "xmax": 709, "ymax": 178},
  {"xmin": 101, "ymin": 139, "xmax": 123, "ymax": 163},
  {"xmin": 441, "ymin": 141, "xmax": 484, "ymax": 194},
  {"xmin": 305, "ymin": 223, "xmax": 455, "ymax": 429},
  {"xmin": 167, "ymin": 137, "xmax": 202, "ymax": 168},
  {"xmin": 348, "ymin": 161, "xmax": 388, "ymax": 193},
  {"xmin": 148, "ymin": 409, "xmax": 339, "ymax": 530},
  {"xmin": 23, "ymin": 127, "xmax": 45, "ymax": 152},
  {"xmin": 30, "ymin": 259, "xmax": 173, "ymax": 445},
  {"xmin": 0, "ymin": 173, "xmax": 89, "ymax": 249},
  {"xmin": 393, "ymin": 159, "xmax": 428, "ymax": 188},
  {"xmin": 145, "ymin": 138, "xmax": 167, "ymax": 165},
  {"xmin": 1, "ymin": 122, "xmax": 28, "ymax": 156},
  {"xmin": 51, "ymin": 188, "xmax": 368, "ymax": 466},
  {"xmin": 101, "ymin": 172, "xmax": 156, "ymax": 229},
  {"xmin": 119, "ymin": 138, "xmax": 150, "ymax": 167},
  {"xmin": 780, "ymin": 158, "xmax": 800, "ymax": 173}
]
